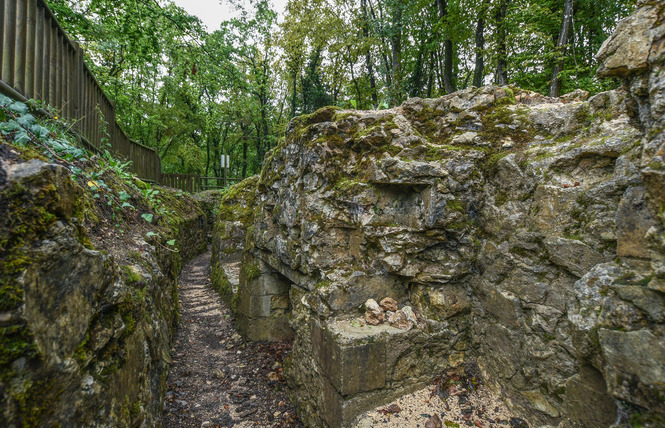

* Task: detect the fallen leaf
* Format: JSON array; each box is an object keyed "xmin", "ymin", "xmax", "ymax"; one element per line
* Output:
[{"xmin": 379, "ymin": 403, "xmax": 402, "ymax": 415}]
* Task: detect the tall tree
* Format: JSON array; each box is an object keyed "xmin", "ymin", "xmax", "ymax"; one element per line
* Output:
[
  {"xmin": 436, "ymin": 0, "xmax": 457, "ymax": 93},
  {"xmin": 388, "ymin": 0, "xmax": 404, "ymax": 104},
  {"xmin": 360, "ymin": 0, "xmax": 379, "ymax": 105},
  {"xmin": 494, "ymin": 0, "xmax": 510, "ymax": 85},
  {"xmin": 549, "ymin": 0, "xmax": 575, "ymax": 97},
  {"xmin": 472, "ymin": 1, "xmax": 488, "ymax": 87}
]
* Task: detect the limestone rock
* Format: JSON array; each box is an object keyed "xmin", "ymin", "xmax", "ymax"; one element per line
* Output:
[
  {"xmin": 543, "ymin": 237, "xmax": 606, "ymax": 278},
  {"xmin": 388, "ymin": 306, "xmax": 418, "ymax": 331},
  {"xmin": 365, "ymin": 299, "xmax": 385, "ymax": 326},
  {"xmin": 379, "ymin": 297, "xmax": 398, "ymax": 312},
  {"xmin": 387, "ymin": 310, "xmax": 410, "ymax": 330},
  {"xmin": 599, "ymin": 329, "xmax": 665, "ymax": 412},
  {"xmin": 596, "ymin": 3, "xmax": 665, "ymax": 78},
  {"xmin": 226, "ymin": 4, "xmax": 665, "ymax": 425},
  {"xmin": 0, "ymin": 146, "xmax": 207, "ymax": 427}
]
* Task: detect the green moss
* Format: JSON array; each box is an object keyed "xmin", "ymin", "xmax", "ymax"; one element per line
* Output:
[
  {"xmin": 0, "ymin": 324, "xmax": 39, "ymax": 379},
  {"xmin": 494, "ymin": 87, "xmax": 516, "ymax": 106},
  {"xmin": 315, "ymin": 280, "xmax": 332, "ymax": 289},
  {"xmin": 480, "ymin": 105, "xmax": 534, "ymax": 147},
  {"xmin": 335, "ymin": 178, "xmax": 367, "ymax": 194},
  {"xmin": 574, "ymin": 103, "xmax": 592, "ymax": 126},
  {"xmin": 425, "ymin": 144, "xmax": 490, "ymax": 162},
  {"xmin": 483, "ymin": 151, "xmax": 510, "ymax": 174},
  {"xmin": 243, "ymin": 262, "xmax": 261, "ymax": 281},
  {"xmin": 554, "ymin": 134, "xmax": 575, "ymax": 143},
  {"xmin": 533, "ymin": 151, "xmax": 555, "ymax": 162},
  {"xmin": 495, "ymin": 191, "xmax": 510, "ymax": 206},
  {"xmin": 378, "ymin": 143, "xmax": 403, "ymax": 156},
  {"xmin": 628, "ymin": 405, "xmax": 665, "ymax": 427},
  {"xmin": 217, "ymin": 176, "xmax": 259, "ymax": 226},
  {"xmin": 510, "ymin": 247, "xmax": 532, "ymax": 258},
  {"xmin": 74, "ymin": 333, "xmax": 90, "ymax": 366},
  {"xmin": 332, "ymin": 111, "xmax": 360, "ymax": 122},
  {"xmin": 121, "ymin": 265, "xmax": 141, "ymax": 284},
  {"xmin": 211, "ymin": 262, "xmax": 236, "ymax": 309},
  {"xmin": 130, "ymin": 400, "xmax": 141, "ymax": 419},
  {"xmin": 447, "ymin": 221, "xmax": 469, "ymax": 231},
  {"xmin": 353, "ymin": 115, "xmax": 398, "ymax": 139},
  {"xmin": 563, "ymin": 231, "xmax": 585, "ymax": 242},
  {"xmin": 647, "ymin": 125, "xmax": 665, "ymax": 140},
  {"xmin": 0, "ymin": 179, "xmax": 69, "ymax": 380},
  {"xmin": 6, "ymin": 376, "xmax": 59, "ymax": 426},
  {"xmin": 446, "ymin": 199, "xmax": 465, "ymax": 213}
]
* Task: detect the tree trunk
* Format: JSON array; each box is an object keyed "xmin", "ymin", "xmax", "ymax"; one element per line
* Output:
[
  {"xmin": 549, "ymin": 0, "xmax": 574, "ymax": 97},
  {"xmin": 410, "ymin": 26, "xmax": 430, "ymax": 97},
  {"xmin": 242, "ymin": 137, "xmax": 248, "ymax": 179},
  {"xmin": 472, "ymin": 11, "xmax": 485, "ymax": 87},
  {"xmin": 367, "ymin": 0, "xmax": 392, "ymax": 93},
  {"xmin": 361, "ymin": 0, "xmax": 378, "ymax": 105},
  {"xmin": 290, "ymin": 67, "xmax": 298, "ymax": 118},
  {"xmin": 427, "ymin": 52, "xmax": 435, "ymax": 97},
  {"xmin": 390, "ymin": 0, "xmax": 403, "ymax": 106},
  {"xmin": 238, "ymin": 122, "xmax": 248, "ymax": 178},
  {"xmin": 205, "ymin": 136, "xmax": 211, "ymax": 177},
  {"xmin": 436, "ymin": 0, "xmax": 456, "ymax": 94},
  {"xmin": 495, "ymin": 0, "xmax": 510, "ymax": 85}
]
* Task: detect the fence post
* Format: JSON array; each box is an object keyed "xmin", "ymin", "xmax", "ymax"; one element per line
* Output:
[
  {"xmin": 25, "ymin": 0, "xmax": 36, "ymax": 99},
  {"xmin": 2, "ymin": 0, "xmax": 17, "ymax": 85}
]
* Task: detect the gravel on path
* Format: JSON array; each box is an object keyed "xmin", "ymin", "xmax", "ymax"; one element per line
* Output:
[
  {"xmin": 162, "ymin": 250, "xmax": 303, "ymax": 428},
  {"xmin": 356, "ymin": 364, "xmax": 527, "ymax": 428}
]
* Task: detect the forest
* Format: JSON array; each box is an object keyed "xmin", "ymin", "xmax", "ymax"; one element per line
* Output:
[{"xmin": 46, "ymin": 0, "xmax": 637, "ymax": 180}]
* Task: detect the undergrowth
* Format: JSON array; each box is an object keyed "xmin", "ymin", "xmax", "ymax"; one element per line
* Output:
[{"xmin": 0, "ymin": 94, "xmax": 177, "ymax": 251}]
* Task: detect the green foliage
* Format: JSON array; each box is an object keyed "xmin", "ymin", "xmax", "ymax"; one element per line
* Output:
[
  {"xmin": 0, "ymin": 94, "xmax": 88, "ymax": 163},
  {"xmin": 45, "ymin": 0, "xmax": 637, "ymax": 180}
]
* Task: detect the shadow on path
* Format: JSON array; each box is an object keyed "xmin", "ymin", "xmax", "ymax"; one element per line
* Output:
[{"xmin": 162, "ymin": 250, "xmax": 303, "ymax": 428}]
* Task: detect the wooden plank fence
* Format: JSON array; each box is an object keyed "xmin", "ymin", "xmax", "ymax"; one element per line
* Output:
[
  {"xmin": 161, "ymin": 174, "xmax": 244, "ymax": 193},
  {"xmin": 160, "ymin": 174, "xmax": 199, "ymax": 194},
  {"xmin": 0, "ymin": 0, "xmax": 161, "ymax": 182}
]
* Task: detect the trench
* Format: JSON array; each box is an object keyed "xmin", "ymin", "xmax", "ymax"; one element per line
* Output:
[
  {"xmin": 166, "ymin": 244, "xmax": 521, "ymax": 428},
  {"xmin": 161, "ymin": 249, "xmax": 304, "ymax": 427}
]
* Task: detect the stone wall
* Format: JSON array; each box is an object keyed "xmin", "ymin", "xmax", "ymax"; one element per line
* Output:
[
  {"xmin": 0, "ymin": 154, "xmax": 207, "ymax": 427},
  {"xmin": 221, "ymin": 3, "xmax": 665, "ymax": 426},
  {"xmin": 210, "ymin": 176, "xmax": 259, "ymax": 309}
]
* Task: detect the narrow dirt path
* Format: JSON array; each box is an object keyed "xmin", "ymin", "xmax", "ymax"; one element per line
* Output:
[{"xmin": 162, "ymin": 250, "xmax": 303, "ymax": 428}]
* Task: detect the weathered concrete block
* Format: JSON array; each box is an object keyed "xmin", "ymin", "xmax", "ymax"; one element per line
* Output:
[
  {"xmin": 312, "ymin": 320, "xmax": 386, "ymax": 396},
  {"xmin": 253, "ymin": 273, "xmax": 292, "ymax": 295},
  {"xmin": 237, "ymin": 291, "xmax": 272, "ymax": 317},
  {"xmin": 237, "ymin": 252, "xmax": 294, "ymax": 341},
  {"xmin": 307, "ymin": 317, "xmax": 456, "ymax": 427},
  {"xmin": 237, "ymin": 313, "xmax": 294, "ymax": 341}
]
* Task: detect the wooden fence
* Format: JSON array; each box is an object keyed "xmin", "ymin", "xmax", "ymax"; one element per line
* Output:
[
  {"xmin": 161, "ymin": 174, "xmax": 244, "ymax": 193},
  {"xmin": 0, "ymin": 0, "xmax": 161, "ymax": 182}
]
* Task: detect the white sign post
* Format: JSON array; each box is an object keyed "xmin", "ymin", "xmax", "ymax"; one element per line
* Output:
[{"xmin": 221, "ymin": 155, "xmax": 230, "ymax": 187}]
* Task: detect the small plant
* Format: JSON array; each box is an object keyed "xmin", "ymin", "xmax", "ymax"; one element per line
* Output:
[{"xmin": 0, "ymin": 95, "xmax": 180, "ymax": 253}]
